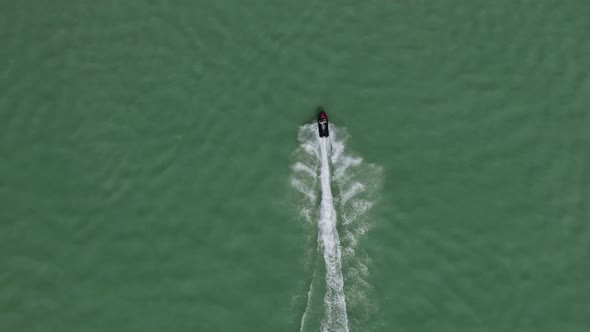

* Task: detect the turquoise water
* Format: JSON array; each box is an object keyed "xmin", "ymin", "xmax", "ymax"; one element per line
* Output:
[{"xmin": 1, "ymin": 1, "xmax": 590, "ymax": 331}]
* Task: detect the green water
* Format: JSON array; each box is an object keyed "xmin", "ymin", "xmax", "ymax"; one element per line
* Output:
[{"xmin": 2, "ymin": 1, "xmax": 590, "ymax": 331}]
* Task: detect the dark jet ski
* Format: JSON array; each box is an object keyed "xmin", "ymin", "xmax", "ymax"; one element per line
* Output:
[{"xmin": 317, "ymin": 108, "xmax": 329, "ymax": 137}]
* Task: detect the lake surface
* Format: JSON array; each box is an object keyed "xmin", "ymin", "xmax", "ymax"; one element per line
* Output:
[{"xmin": 1, "ymin": 1, "xmax": 590, "ymax": 331}]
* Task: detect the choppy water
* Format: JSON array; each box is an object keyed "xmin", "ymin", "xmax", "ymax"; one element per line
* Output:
[{"xmin": 2, "ymin": 1, "xmax": 590, "ymax": 331}]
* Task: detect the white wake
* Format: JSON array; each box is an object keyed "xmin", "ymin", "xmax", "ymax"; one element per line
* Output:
[
  {"xmin": 318, "ymin": 136, "xmax": 349, "ymax": 332},
  {"xmin": 291, "ymin": 122, "xmax": 382, "ymax": 332}
]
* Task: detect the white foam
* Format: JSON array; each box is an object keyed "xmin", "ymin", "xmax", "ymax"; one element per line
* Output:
[
  {"xmin": 299, "ymin": 271, "xmax": 315, "ymax": 332},
  {"xmin": 341, "ymin": 182, "xmax": 365, "ymax": 206},
  {"xmin": 318, "ymin": 137, "xmax": 349, "ymax": 332},
  {"xmin": 291, "ymin": 122, "xmax": 382, "ymax": 331},
  {"xmin": 291, "ymin": 178, "xmax": 316, "ymax": 203}
]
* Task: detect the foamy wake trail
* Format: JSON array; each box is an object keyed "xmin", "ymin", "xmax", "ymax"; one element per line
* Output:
[
  {"xmin": 318, "ymin": 137, "xmax": 349, "ymax": 332},
  {"xmin": 291, "ymin": 123, "xmax": 382, "ymax": 332}
]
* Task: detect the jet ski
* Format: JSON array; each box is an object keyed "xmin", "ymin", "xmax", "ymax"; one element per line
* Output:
[{"xmin": 317, "ymin": 108, "xmax": 329, "ymax": 137}]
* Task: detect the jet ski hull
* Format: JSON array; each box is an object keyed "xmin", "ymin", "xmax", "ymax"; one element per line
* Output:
[{"xmin": 317, "ymin": 108, "xmax": 329, "ymax": 137}]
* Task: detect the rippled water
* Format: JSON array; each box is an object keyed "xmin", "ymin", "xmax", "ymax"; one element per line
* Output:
[{"xmin": 1, "ymin": 1, "xmax": 590, "ymax": 331}]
